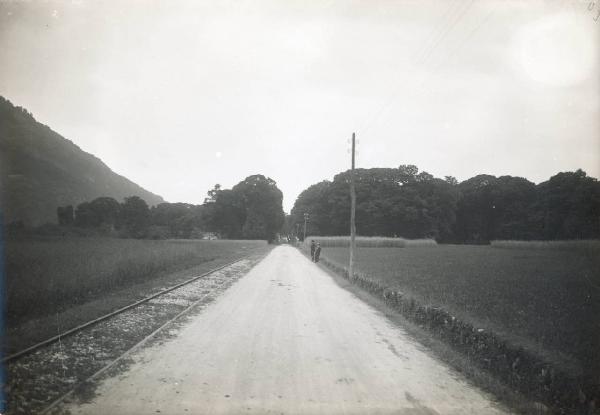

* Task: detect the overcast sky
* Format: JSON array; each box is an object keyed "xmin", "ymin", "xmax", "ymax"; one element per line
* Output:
[{"xmin": 1, "ymin": 0, "xmax": 598, "ymax": 212}]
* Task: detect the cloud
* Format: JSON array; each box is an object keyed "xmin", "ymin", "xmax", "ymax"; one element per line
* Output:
[{"xmin": 0, "ymin": 0, "xmax": 598, "ymax": 211}]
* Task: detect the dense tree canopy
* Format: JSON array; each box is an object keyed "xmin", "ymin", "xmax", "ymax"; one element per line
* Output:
[
  {"xmin": 291, "ymin": 166, "xmax": 459, "ymax": 241},
  {"xmin": 206, "ymin": 188, "xmax": 246, "ymax": 239},
  {"xmin": 149, "ymin": 202, "xmax": 204, "ymax": 239},
  {"xmin": 54, "ymin": 168, "xmax": 598, "ymax": 243},
  {"xmin": 73, "ymin": 197, "xmax": 121, "ymax": 229},
  {"xmin": 56, "ymin": 205, "xmax": 74, "ymax": 226},
  {"xmin": 55, "ymin": 175, "xmax": 285, "ymax": 241},
  {"xmin": 120, "ymin": 196, "xmax": 150, "ymax": 237},
  {"xmin": 536, "ymin": 170, "xmax": 600, "ymax": 240},
  {"xmin": 290, "ymin": 166, "xmax": 600, "ymax": 243},
  {"xmin": 204, "ymin": 175, "xmax": 285, "ymax": 242}
]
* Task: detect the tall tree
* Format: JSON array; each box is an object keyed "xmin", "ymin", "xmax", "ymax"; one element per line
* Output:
[
  {"xmin": 490, "ymin": 176, "xmax": 537, "ymax": 240},
  {"xmin": 121, "ymin": 196, "xmax": 150, "ymax": 237},
  {"xmin": 291, "ymin": 167, "xmax": 599, "ymax": 243},
  {"xmin": 57, "ymin": 205, "xmax": 74, "ymax": 226},
  {"xmin": 89, "ymin": 197, "xmax": 121, "ymax": 229},
  {"xmin": 74, "ymin": 201, "xmax": 95, "ymax": 227},
  {"xmin": 455, "ymin": 175, "xmax": 497, "ymax": 243},
  {"xmin": 292, "ymin": 166, "xmax": 458, "ymax": 240},
  {"xmin": 536, "ymin": 170, "xmax": 600, "ymax": 239},
  {"xmin": 232, "ymin": 175, "xmax": 285, "ymax": 242},
  {"xmin": 211, "ymin": 189, "xmax": 246, "ymax": 239},
  {"xmin": 74, "ymin": 197, "xmax": 120, "ymax": 228},
  {"xmin": 290, "ymin": 181, "xmax": 333, "ymax": 237},
  {"xmin": 149, "ymin": 202, "xmax": 206, "ymax": 238}
]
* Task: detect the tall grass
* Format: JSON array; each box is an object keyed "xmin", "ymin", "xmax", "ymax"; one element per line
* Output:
[
  {"xmin": 5, "ymin": 237, "xmax": 267, "ymax": 323},
  {"xmin": 303, "ymin": 236, "xmax": 437, "ymax": 248},
  {"xmin": 491, "ymin": 239, "xmax": 600, "ymax": 252}
]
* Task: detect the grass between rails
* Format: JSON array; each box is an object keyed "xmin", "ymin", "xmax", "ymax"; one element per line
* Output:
[
  {"xmin": 5, "ymin": 237, "xmax": 268, "ymax": 325},
  {"xmin": 320, "ymin": 244, "xmax": 600, "ymax": 384}
]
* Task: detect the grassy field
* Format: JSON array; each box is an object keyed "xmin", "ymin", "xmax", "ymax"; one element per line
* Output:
[
  {"xmin": 5, "ymin": 237, "xmax": 268, "ymax": 324},
  {"xmin": 303, "ymin": 236, "xmax": 437, "ymax": 248},
  {"xmin": 491, "ymin": 239, "xmax": 600, "ymax": 252},
  {"xmin": 320, "ymin": 243, "xmax": 600, "ymax": 382}
]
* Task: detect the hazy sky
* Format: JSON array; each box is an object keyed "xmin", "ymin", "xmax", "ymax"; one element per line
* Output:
[{"xmin": 1, "ymin": 0, "xmax": 599, "ymax": 212}]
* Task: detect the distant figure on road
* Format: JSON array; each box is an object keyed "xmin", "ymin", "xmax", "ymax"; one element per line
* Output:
[
  {"xmin": 310, "ymin": 240, "xmax": 316, "ymax": 261},
  {"xmin": 314, "ymin": 243, "xmax": 322, "ymax": 263}
]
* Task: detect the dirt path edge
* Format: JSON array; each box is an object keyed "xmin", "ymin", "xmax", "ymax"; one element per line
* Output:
[{"xmin": 298, "ymin": 246, "xmax": 598, "ymax": 415}]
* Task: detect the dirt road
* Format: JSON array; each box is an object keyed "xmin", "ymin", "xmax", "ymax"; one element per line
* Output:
[{"xmin": 57, "ymin": 246, "xmax": 511, "ymax": 415}]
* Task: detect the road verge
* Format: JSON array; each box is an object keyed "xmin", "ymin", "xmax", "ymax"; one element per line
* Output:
[{"xmin": 299, "ymin": 247, "xmax": 595, "ymax": 415}]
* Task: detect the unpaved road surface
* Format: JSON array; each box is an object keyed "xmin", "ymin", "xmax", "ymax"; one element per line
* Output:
[
  {"xmin": 57, "ymin": 246, "xmax": 511, "ymax": 415},
  {"xmin": 9, "ymin": 257, "xmax": 262, "ymax": 415}
]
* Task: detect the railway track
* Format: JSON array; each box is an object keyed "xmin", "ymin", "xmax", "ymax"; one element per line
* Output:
[
  {"xmin": 5, "ymin": 253, "xmax": 267, "ymax": 415},
  {"xmin": 3, "ymin": 256, "xmax": 248, "ymax": 364}
]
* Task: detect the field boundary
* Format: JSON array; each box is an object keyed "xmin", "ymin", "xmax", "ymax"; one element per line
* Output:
[
  {"xmin": 303, "ymin": 235, "xmax": 437, "ymax": 248},
  {"xmin": 2, "ymin": 255, "xmax": 252, "ymax": 364},
  {"xmin": 301, "ymin": 247, "xmax": 596, "ymax": 414}
]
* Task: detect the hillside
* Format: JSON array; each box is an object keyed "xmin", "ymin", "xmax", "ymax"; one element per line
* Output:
[{"xmin": 0, "ymin": 96, "xmax": 164, "ymax": 226}]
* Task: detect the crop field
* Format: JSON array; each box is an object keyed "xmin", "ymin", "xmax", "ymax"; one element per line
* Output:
[
  {"xmin": 491, "ymin": 239, "xmax": 600, "ymax": 251},
  {"xmin": 320, "ymin": 243, "xmax": 600, "ymax": 381},
  {"xmin": 303, "ymin": 235, "xmax": 437, "ymax": 248},
  {"xmin": 5, "ymin": 237, "xmax": 269, "ymax": 325}
]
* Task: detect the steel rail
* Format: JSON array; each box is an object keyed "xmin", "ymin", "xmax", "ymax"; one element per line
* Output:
[
  {"xmin": 2, "ymin": 255, "xmax": 251, "ymax": 364},
  {"xmin": 39, "ymin": 274, "xmax": 233, "ymax": 415}
]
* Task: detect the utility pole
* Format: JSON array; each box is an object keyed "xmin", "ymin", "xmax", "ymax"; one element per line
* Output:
[
  {"xmin": 303, "ymin": 213, "xmax": 309, "ymax": 241},
  {"xmin": 349, "ymin": 132, "xmax": 356, "ymax": 280}
]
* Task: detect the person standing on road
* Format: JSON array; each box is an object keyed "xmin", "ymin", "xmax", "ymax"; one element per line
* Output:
[
  {"xmin": 310, "ymin": 240, "xmax": 316, "ymax": 262},
  {"xmin": 314, "ymin": 242, "xmax": 322, "ymax": 263}
]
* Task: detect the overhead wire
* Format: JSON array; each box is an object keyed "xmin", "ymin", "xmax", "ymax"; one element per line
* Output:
[
  {"xmin": 418, "ymin": 0, "xmax": 477, "ymax": 68},
  {"xmin": 369, "ymin": 6, "xmax": 497, "ymax": 137},
  {"xmin": 357, "ymin": 0, "xmax": 468, "ymax": 136},
  {"xmin": 357, "ymin": 0, "xmax": 483, "ymax": 139},
  {"xmin": 411, "ymin": 0, "xmax": 464, "ymax": 64}
]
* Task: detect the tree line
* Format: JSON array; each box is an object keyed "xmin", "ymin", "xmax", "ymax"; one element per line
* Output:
[
  {"xmin": 54, "ymin": 174, "xmax": 285, "ymax": 242},
  {"xmin": 289, "ymin": 166, "xmax": 600, "ymax": 243}
]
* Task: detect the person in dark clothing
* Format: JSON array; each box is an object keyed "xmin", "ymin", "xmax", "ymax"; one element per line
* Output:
[
  {"xmin": 310, "ymin": 240, "xmax": 316, "ymax": 262},
  {"xmin": 314, "ymin": 243, "xmax": 322, "ymax": 263}
]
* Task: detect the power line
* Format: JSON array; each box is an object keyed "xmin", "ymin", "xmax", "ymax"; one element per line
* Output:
[
  {"xmin": 418, "ymin": 0, "xmax": 477, "ymax": 68},
  {"xmin": 356, "ymin": 0, "xmax": 462, "ymax": 135},
  {"xmin": 413, "ymin": 0, "xmax": 471, "ymax": 67},
  {"xmin": 358, "ymin": 0, "xmax": 493, "ymax": 140},
  {"xmin": 365, "ymin": 8, "xmax": 496, "ymax": 138},
  {"xmin": 411, "ymin": 0, "xmax": 464, "ymax": 64},
  {"xmin": 358, "ymin": 0, "xmax": 478, "ymax": 137}
]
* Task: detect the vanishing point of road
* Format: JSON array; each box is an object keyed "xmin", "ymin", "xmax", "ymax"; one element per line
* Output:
[{"xmin": 58, "ymin": 246, "xmax": 511, "ymax": 415}]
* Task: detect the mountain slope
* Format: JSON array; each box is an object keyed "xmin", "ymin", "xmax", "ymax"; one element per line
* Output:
[{"xmin": 0, "ymin": 96, "xmax": 164, "ymax": 225}]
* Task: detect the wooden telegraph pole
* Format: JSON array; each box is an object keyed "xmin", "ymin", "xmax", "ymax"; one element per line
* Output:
[
  {"xmin": 303, "ymin": 212, "xmax": 309, "ymax": 241},
  {"xmin": 349, "ymin": 132, "xmax": 356, "ymax": 280}
]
